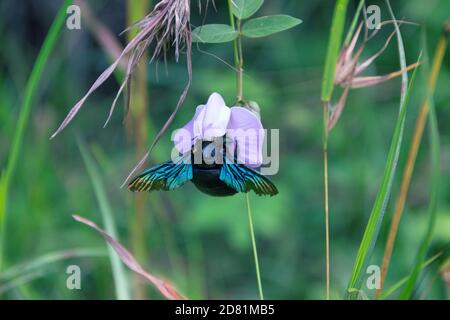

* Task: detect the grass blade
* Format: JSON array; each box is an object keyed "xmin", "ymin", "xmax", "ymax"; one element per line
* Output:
[
  {"xmin": 320, "ymin": 0, "xmax": 349, "ymax": 299},
  {"xmin": 126, "ymin": 0, "xmax": 151, "ymax": 299},
  {"xmin": 346, "ymin": 52, "xmax": 421, "ymax": 299},
  {"xmin": 0, "ymin": 247, "xmax": 106, "ymax": 283},
  {"xmin": 77, "ymin": 138, "xmax": 131, "ymax": 300},
  {"xmin": 378, "ymin": 22, "xmax": 448, "ymax": 297},
  {"xmin": 399, "ymin": 31, "xmax": 441, "ymax": 299},
  {"xmin": 346, "ymin": 2, "xmax": 412, "ymax": 298},
  {"xmin": 381, "ymin": 252, "xmax": 442, "ymax": 299},
  {"xmin": 321, "ymin": 0, "xmax": 349, "ymax": 101},
  {"xmin": 343, "ymin": 0, "xmax": 364, "ymax": 47},
  {"xmin": 73, "ymin": 215, "xmax": 185, "ymax": 300},
  {"xmin": 0, "ymin": 0, "xmax": 73, "ymax": 270}
]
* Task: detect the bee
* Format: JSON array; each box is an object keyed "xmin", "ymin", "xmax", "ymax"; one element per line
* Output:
[
  {"xmin": 128, "ymin": 138, "xmax": 277, "ymax": 196},
  {"xmin": 128, "ymin": 92, "xmax": 278, "ymax": 197}
]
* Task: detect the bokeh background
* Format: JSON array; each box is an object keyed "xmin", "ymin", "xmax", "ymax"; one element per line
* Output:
[{"xmin": 0, "ymin": 0, "xmax": 449, "ymax": 299}]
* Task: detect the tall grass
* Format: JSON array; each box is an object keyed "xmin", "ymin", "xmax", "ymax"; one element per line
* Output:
[
  {"xmin": 346, "ymin": 54, "xmax": 420, "ymax": 299},
  {"xmin": 345, "ymin": 2, "xmax": 421, "ymax": 298},
  {"xmin": 380, "ymin": 252, "xmax": 443, "ymax": 299},
  {"xmin": 399, "ymin": 31, "xmax": 441, "ymax": 299},
  {"xmin": 0, "ymin": 247, "xmax": 106, "ymax": 296},
  {"xmin": 78, "ymin": 138, "xmax": 131, "ymax": 300},
  {"xmin": 126, "ymin": 0, "xmax": 151, "ymax": 299},
  {"xmin": 379, "ymin": 23, "xmax": 448, "ymax": 298},
  {"xmin": 320, "ymin": 0, "xmax": 349, "ymax": 300},
  {"xmin": 0, "ymin": 0, "xmax": 72, "ymax": 270}
]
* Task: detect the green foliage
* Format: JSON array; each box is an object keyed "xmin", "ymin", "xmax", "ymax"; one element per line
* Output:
[
  {"xmin": 1, "ymin": 0, "xmax": 449, "ymax": 300},
  {"xmin": 400, "ymin": 34, "xmax": 441, "ymax": 299},
  {"xmin": 192, "ymin": 16, "xmax": 301, "ymax": 43},
  {"xmin": 241, "ymin": 15, "xmax": 302, "ymax": 38},
  {"xmin": 231, "ymin": 0, "xmax": 264, "ymax": 19},
  {"xmin": 346, "ymin": 53, "xmax": 421, "ymax": 298},
  {"xmin": 321, "ymin": 0, "xmax": 348, "ymax": 101},
  {"xmin": 381, "ymin": 253, "xmax": 442, "ymax": 299},
  {"xmin": 192, "ymin": 24, "xmax": 238, "ymax": 43},
  {"xmin": 0, "ymin": 248, "xmax": 106, "ymax": 290},
  {"xmin": 78, "ymin": 139, "xmax": 131, "ymax": 300},
  {"xmin": 0, "ymin": 0, "xmax": 73, "ymax": 269}
]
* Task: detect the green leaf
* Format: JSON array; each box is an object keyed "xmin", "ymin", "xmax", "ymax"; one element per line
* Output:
[
  {"xmin": 77, "ymin": 138, "xmax": 131, "ymax": 300},
  {"xmin": 0, "ymin": 248, "xmax": 106, "ymax": 283},
  {"xmin": 381, "ymin": 253, "xmax": 442, "ymax": 299},
  {"xmin": 343, "ymin": 0, "xmax": 364, "ymax": 46},
  {"xmin": 345, "ymin": 3, "xmax": 417, "ymax": 298},
  {"xmin": 241, "ymin": 15, "xmax": 302, "ymax": 38},
  {"xmin": 231, "ymin": 0, "xmax": 264, "ymax": 19},
  {"xmin": 0, "ymin": 0, "xmax": 73, "ymax": 270},
  {"xmin": 321, "ymin": 0, "xmax": 349, "ymax": 101},
  {"xmin": 346, "ymin": 53, "xmax": 421, "ymax": 299},
  {"xmin": 400, "ymin": 29, "xmax": 442, "ymax": 300},
  {"xmin": 192, "ymin": 24, "xmax": 238, "ymax": 43}
]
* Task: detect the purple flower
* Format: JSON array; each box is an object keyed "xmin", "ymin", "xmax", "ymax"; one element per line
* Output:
[{"xmin": 173, "ymin": 93, "xmax": 264, "ymax": 167}]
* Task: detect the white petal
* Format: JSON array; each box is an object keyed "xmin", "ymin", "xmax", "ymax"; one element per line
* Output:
[
  {"xmin": 227, "ymin": 107, "xmax": 264, "ymax": 167},
  {"xmin": 201, "ymin": 92, "xmax": 231, "ymax": 141},
  {"xmin": 173, "ymin": 105, "xmax": 205, "ymax": 154}
]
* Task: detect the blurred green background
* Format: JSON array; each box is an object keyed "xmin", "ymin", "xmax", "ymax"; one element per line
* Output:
[{"xmin": 0, "ymin": 0, "xmax": 449, "ymax": 299}]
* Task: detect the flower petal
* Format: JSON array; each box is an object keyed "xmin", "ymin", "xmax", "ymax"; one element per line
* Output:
[
  {"xmin": 173, "ymin": 105, "xmax": 205, "ymax": 154},
  {"xmin": 201, "ymin": 92, "xmax": 231, "ymax": 140},
  {"xmin": 227, "ymin": 107, "xmax": 264, "ymax": 167}
]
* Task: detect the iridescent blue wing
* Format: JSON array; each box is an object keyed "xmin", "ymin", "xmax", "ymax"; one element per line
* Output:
[
  {"xmin": 219, "ymin": 159, "xmax": 278, "ymax": 196},
  {"xmin": 128, "ymin": 160, "xmax": 193, "ymax": 192}
]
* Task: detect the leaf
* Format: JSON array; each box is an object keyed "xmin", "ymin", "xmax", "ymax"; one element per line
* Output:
[
  {"xmin": 0, "ymin": 248, "xmax": 106, "ymax": 282},
  {"xmin": 77, "ymin": 138, "xmax": 131, "ymax": 300},
  {"xmin": 0, "ymin": 0, "xmax": 73, "ymax": 269},
  {"xmin": 241, "ymin": 15, "xmax": 302, "ymax": 38},
  {"xmin": 192, "ymin": 24, "xmax": 238, "ymax": 43},
  {"xmin": 343, "ymin": 0, "xmax": 364, "ymax": 46},
  {"xmin": 321, "ymin": 0, "xmax": 349, "ymax": 101},
  {"xmin": 381, "ymin": 253, "xmax": 442, "ymax": 299},
  {"xmin": 231, "ymin": 0, "xmax": 264, "ymax": 19},
  {"xmin": 345, "ymin": 52, "xmax": 421, "ymax": 299},
  {"xmin": 346, "ymin": 4, "xmax": 416, "ymax": 298},
  {"xmin": 73, "ymin": 215, "xmax": 186, "ymax": 300},
  {"xmin": 399, "ymin": 30, "xmax": 442, "ymax": 300}
]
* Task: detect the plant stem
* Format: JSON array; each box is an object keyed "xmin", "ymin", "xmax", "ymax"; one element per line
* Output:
[
  {"xmin": 228, "ymin": 0, "xmax": 244, "ymax": 102},
  {"xmin": 228, "ymin": 0, "xmax": 264, "ymax": 299},
  {"xmin": 323, "ymin": 102, "xmax": 330, "ymax": 300},
  {"xmin": 246, "ymin": 194, "xmax": 264, "ymax": 300},
  {"xmin": 126, "ymin": 0, "xmax": 150, "ymax": 299},
  {"xmin": 0, "ymin": 0, "xmax": 72, "ymax": 270},
  {"xmin": 377, "ymin": 31, "xmax": 447, "ymax": 298},
  {"xmin": 320, "ymin": 0, "xmax": 348, "ymax": 299},
  {"xmin": 236, "ymin": 20, "xmax": 244, "ymax": 102}
]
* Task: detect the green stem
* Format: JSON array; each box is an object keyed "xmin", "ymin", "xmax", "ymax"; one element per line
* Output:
[
  {"xmin": 246, "ymin": 194, "xmax": 264, "ymax": 300},
  {"xmin": 227, "ymin": 0, "xmax": 264, "ymax": 300},
  {"xmin": 0, "ymin": 0, "xmax": 73, "ymax": 270},
  {"xmin": 323, "ymin": 102, "xmax": 330, "ymax": 300},
  {"xmin": 236, "ymin": 20, "xmax": 244, "ymax": 102},
  {"xmin": 228, "ymin": 0, "xmax": 244, "ymax": 102}
]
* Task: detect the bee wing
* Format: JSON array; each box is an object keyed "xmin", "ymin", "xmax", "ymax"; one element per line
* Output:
[
  {"xmin": 219, "ymin": 159, "xmax": 278, "ymax": 196},
  {"xmin": 128, "ymin": 160, "xmax": 193, "ymax": 192}
]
